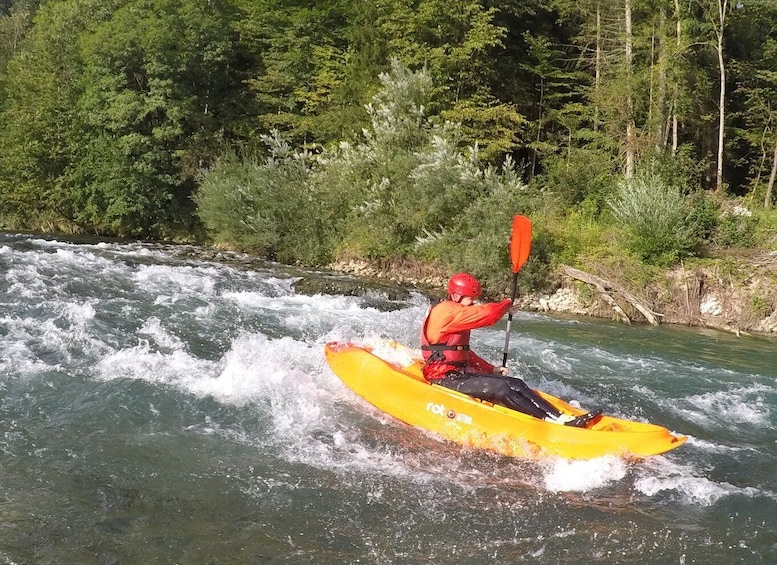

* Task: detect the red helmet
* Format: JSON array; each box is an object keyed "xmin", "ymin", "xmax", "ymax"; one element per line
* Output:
[{"xmin": 448, "ymin": 272, "xmax": 481, "ymax": 298}]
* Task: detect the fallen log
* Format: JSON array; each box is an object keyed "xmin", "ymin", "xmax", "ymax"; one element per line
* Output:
[{"xmin": 561, "ymin": 265, "xmax": 662, "ymax": 325}]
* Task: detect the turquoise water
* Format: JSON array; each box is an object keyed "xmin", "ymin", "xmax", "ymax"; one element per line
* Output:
[{"xmin": 1, "ymin": 233, "xmax": 775, "ymax": 564}]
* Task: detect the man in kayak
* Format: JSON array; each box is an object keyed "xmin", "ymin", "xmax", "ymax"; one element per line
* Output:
[{"xmin": 420, "ymin": 272, "xmax": 600, "ymax": 428}]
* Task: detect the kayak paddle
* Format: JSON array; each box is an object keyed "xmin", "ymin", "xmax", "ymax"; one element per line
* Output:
[{"xmin": 501, "ymin": 215, "xmax": 532, "ymax": 368}]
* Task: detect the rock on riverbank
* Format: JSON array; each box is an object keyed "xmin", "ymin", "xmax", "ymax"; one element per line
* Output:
[
  {"xmin": 510, "ymin": 258, "xmax": 777, "ymax": 336},
  {"xmin": 327, "ymin": 255, "xmax": 777, "ymax": 336}
]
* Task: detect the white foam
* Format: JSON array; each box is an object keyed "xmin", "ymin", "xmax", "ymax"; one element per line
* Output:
[
  {"xmin": 682, "ymin": 435, "xmax": 754, "ymax": 455},
  {"xmin": 47, "ymin": 246, "xmax": 118, "ymax": 273},
  {"xmin": 683, "ymin": 384, "xmax": 772, "ymax": 427},
  {"xmin": 138, "ymin": 317, "xmax": 185, "ymax": 350},
  {"xmin": 134, "ymin": 264, "xmax": 219, "ymax": 297},
  {"xmin": 4, "ymin": 264, "xmax": 47, "ymax": 297},
  {"xmin": 0, "ymin": 337, "xmax": 51, "ymax": 377},
  {"xmin": 62, "ymin": 301, "xmax": 97, "ymax": 325},
  {"xmin": 635, "ymin": 456, "xmax": 776, "ymax": 506},
  {"xmin": 93, "ymin": 330, "xmax": 333, "ymax": 430},
  {"xmin": 95, "ymin": 341, "xmax": 213, "ymax": 386},
  {"xmin": 190, "ymin": 333, "xmax": 327, "ymax": 414},
  {"xmin": 542, "ymin": 455, "xmax": 629, "ymax": 492}
]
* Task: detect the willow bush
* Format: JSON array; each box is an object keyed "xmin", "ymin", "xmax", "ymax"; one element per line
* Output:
[
  {"xmin": 417, "ymin": 156, "xmax": 545, "ymax": 297},
  {"xmin": 310, "ymin": 60, "xmax": 456, "ymax": 258},
  {"xmin": 608, "ymin": 173, "xmax": 697, "ymax": 265},
  {"xmin": 196, "ymin": 132, "xmax": 332, "ymax": 264}
]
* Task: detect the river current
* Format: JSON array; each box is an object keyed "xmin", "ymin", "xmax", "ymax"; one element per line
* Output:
[{"xmin": 1, "ymin": 233, "xmax": 775, "ymax": 564}]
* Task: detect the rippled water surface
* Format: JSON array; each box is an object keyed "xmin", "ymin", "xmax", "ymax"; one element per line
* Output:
[{"xmin": 1, "ymin": 233, "xmax": 776, "ymax": 564}]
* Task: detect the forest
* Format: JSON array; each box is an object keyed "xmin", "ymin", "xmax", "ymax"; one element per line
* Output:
[{"xmin": 1, "ymin": 0, "xmax": 776, "ymax": 298}]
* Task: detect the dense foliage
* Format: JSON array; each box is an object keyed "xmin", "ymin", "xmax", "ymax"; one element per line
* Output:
[{"xmin": 1, "ymin": 0, "xmax": 776, "ymax": 294}]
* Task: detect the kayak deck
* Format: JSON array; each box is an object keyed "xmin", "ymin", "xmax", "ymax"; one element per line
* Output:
[{"xmin": 324, "ymin": 340, "xmax": 687, "ymax": 460}]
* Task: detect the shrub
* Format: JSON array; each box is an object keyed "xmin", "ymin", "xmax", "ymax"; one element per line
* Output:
[
  {"xmin": 532, "ymin": 147, "xmax": 619, "ymax": 213},
  {"xmin": 195, "ymin": 132, "xmax": 332, "ymax": 264},
  {"xmin": 686, "ymin": 191, "xmax": 720, "ymax": 241},
  {"xmin": 316, "ymin": 59, "xmax": 541, "ymax": 267},
  {"xmin": 607, "ymin": 173, "xmax": 697, "ymax": 265},
  {"xmin": 715, "ymin": 209, "xmax": 758, "ymax": 248},
  {"xmin": 537, "ymin": 206, "xmax": 616, "ymax": 265},
  {"xmin": 195, "ymin": 60, "xmax": 558, "ymax": 277},
  {"xmin": 751, "ymin": 206, "xmax": 777, "ymax": 248},
  {"xmin": 312, "ymin": 61, "xmax": 443, "ymax": 257},
  {"xmin": 416, "ymin": 158, "xmax": 550, "ymax": 297}
]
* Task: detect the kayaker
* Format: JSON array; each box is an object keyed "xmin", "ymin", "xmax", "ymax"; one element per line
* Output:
[{"xmin": 420, "ymin": 272, "xmax": 600, "ymax": 427}]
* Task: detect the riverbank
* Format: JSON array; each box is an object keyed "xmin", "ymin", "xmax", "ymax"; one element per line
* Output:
[{"xmin": 327, "ymin": 253, "xmax": 777, "ymax": 336}]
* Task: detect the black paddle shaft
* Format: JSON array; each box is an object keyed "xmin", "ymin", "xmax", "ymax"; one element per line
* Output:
[{"xmin": 501, "ymin": 271, "xmax": 519, "ymax": 367}]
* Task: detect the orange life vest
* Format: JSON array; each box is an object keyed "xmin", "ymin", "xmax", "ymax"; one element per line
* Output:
[
  {"xmin": 420, "ymin": 305, "xmax": 471, "ymax": 369},
  {"xmin": 419, "ymin": 298, "xmax": 512, "ymax": 380}
]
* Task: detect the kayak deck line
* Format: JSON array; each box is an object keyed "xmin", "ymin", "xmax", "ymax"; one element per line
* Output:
[{"xmin": 324, "ymin": 340, "xmax": 687, "ymax": 460}]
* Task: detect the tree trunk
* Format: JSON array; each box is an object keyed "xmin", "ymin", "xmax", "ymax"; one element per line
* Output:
[
  {"xmin": 715, "ymin": 31, "xmax": 726, "ymax": 192},
  {"xmin": 531, "ymin": 77, "xmax": 544, "ymax": 179},
  {"xmin": 561, "ymin": 265, "xmax": 662, "ymax": 325},
  {"xmin": 671, "ymin": 0, "xmax": 682, "ymax": 155},
  {"xmin": 624, "ymin": 0, "xmax": 635, "ymax": 177},
  {"xmin": 655, "ymin": 8, "xmax": 668, "ymax": 150},
  {"xmin": 714, "ymin": 0, "xmax": 728, "ymax": 193},
  {"xmin": 594, "ymin": 1, "xmax": 602, "ymax": 130},
  {"xmin": 595, "ymin": 3, "xmax": 602, "ymax": 93},
  {"xmin": 766, "ymin": 138, "xmax": 777, "ymax": 209}
]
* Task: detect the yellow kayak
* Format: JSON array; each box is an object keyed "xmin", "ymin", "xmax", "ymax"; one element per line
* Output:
[{"xmin": 324, "ymin": 340, "xmax": 687, "ymax": 460}]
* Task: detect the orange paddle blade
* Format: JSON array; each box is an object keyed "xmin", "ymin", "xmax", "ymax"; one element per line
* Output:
[{"xmin": 510, "ymin": 215, "xmax": 532, "ymax": 273}]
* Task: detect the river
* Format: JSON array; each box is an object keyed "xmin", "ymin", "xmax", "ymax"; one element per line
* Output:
[{"xmin": 1, "ymin": 233, "xmax": 775, "ymax": 564}]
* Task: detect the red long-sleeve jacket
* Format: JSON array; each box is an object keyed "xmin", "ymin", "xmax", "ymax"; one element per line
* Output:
[{"xmin": 420, "ymin": 299, "xmax": 512, "ymax": 380}]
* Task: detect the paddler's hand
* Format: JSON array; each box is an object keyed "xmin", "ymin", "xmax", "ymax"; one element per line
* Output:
[
  {"xmin": 493, "ymin": 366, "xmax": 509, "ymax": 376},
  {"xmin": 508, "ymin": 305, "xmax": 520, "ymax": 315}
]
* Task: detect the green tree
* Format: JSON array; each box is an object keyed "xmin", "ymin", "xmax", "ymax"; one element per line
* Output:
[
  {"xmin": 312, "ymin": 60, "xmax": 443, "ymax": 256},
  {"xmin": 0, "ymin": 0, "xmax": 39, "ymax": 79},
  {"xmin": 234, "ymin": 0, "xmax": 381, "ymax": 148},
  {"xmin": 0, "ymin": 0, "xmax": 96, "ymax": 229},
  {"xmin": 313, "ymin": 60, "xmax": 535, "ymax": 262},
  {"xmin": 377, "ymin": 0, "xmax": 524, "ymax": 161},
  {"xmin": 0, "ymin": 0, "xmax": 249, "ymax": 235},
  {"xmin": 69, "ymin": 0, "xmax": 246, "ymax": 234},
  {"xmin": 727, "ymin": 0, "xmax": 777, "ymax": 207},
  {"xmin": 195, "ymin": 132, "xmax": 330, "ymax": 263}
]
